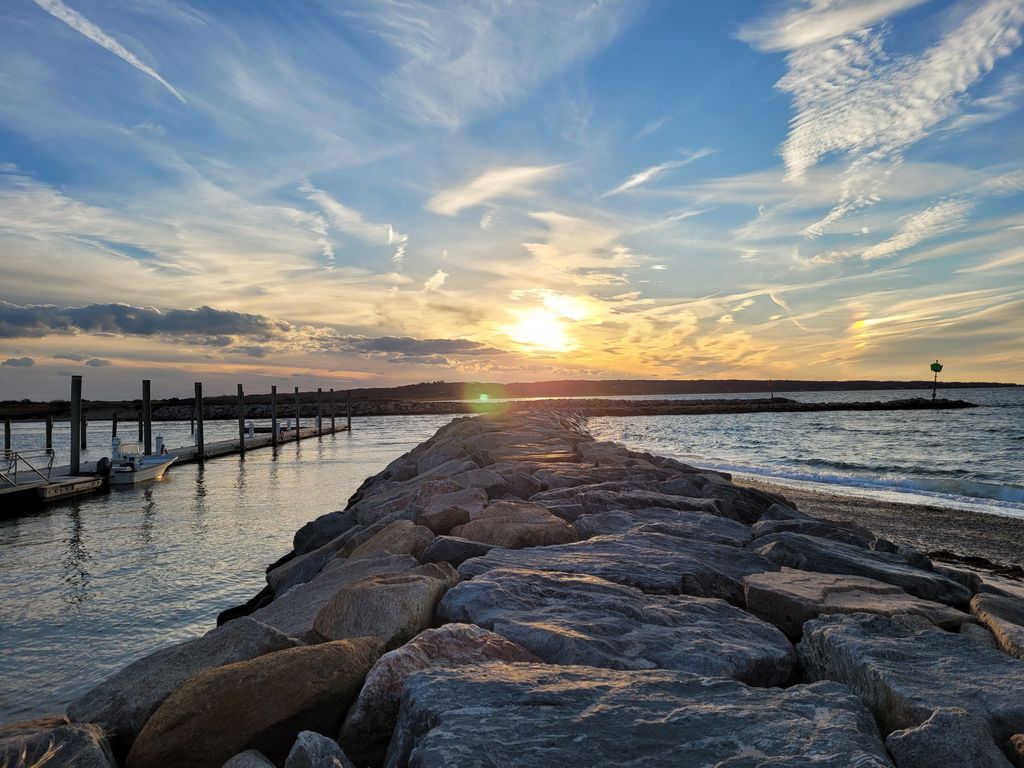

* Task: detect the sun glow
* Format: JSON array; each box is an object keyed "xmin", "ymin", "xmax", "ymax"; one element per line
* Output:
[{"xmin": 503, "ymin": 308, "xmax": 574, "ymax": 353}]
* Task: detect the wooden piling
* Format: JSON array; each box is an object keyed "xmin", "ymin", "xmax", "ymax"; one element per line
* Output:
[
  {"xmin": 237, "ymin": 384, "xmax": 246, "ymax": 456},
  {"xmin": 194, "ymin": 382, "xmax": 205, "ymax": 463},
  {"xmin": 111, "ymin": 411, "xmax": 118, "ymax": 438},
  {"xmin": 70, "ymin": 375, "xmax": 82, "ymax": 475},
  {"xmin": 294, "ymin": 387, "xmax": 300, "ymax": 440},
  {"xmin": 330, "ymin": 388, "xmax": 336, "ymax": 431},
  {"xmin": 271, "ymin": 385, "xmax": 278, "ymax": 447},
  {"xmin": 3, "ymin": 418, "xmax": 9, "ymax": 451},
  {"xmin": 45, "ymin": 415, "xmax": 53, "ymax": 451},
  {"xmin": 138, "ymin": 413, "xmax": 143, "ymax": 441},
  {"xmin": 81, "ymin": 408, "xmax": 87, "ymax": 449},
  {"xmin": 142, "ymin": 380, "xmax": 152, "ymax": 455},
  {"xmin": 347, "ymin": 390, "xmax": 352, "ymax": 431},
  {"xmin": 317, "ymin": 387, "xmax": 323, "ymax": 437}
]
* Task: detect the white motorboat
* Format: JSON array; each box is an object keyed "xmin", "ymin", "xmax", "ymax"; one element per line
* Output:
[{"xmin": 107, "ymin": 437, "xmax": 175, "ymax": 485}]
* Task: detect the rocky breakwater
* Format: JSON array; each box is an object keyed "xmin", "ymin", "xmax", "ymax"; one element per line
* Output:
[{"xmin": 8, "ymin": 412, "xmax": 1024, "ymax": 767}]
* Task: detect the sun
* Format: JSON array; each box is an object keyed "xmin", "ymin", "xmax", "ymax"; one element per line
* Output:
[{"xmin": 503, "ymin": 308, "xmax": 573, "ymax": 353}]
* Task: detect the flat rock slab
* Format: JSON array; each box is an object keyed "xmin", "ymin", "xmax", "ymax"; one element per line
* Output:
[
  {"xmin": 541, "ymin": 489, "xmax": 724, "ymax": 521},
  {"xmin": 752, "ymin": 532, "xmax": 971, "ymax": 608},
  {"xmin": 459, "ymin": 531, "xmax": 777, "ymax": 605},
  {"xmin": 972, "ymin": 593, "xmax": 1024, "ymax": 660},
  {"xmin": 439, "ymin": 567, "xmax": 795, "ymax": 686},
  {"xmin": 128, "ymin": 637, "xmax": 382, "ymax": 768},
  {"xmin": 573, "ymin": 506, "xmax": 752, "ymax": 547},
  {"xmin": 252, "ymin": 553, "xmax": 420, "ymax": 640},
  {"xmin": 419, "ymin": 536, "xmax": 497, "ymax": 567},
  {"xmin": 798, "ymin": 613, "xmax": 1024, "ymax": 746},
  {"xmin": 0, "ymin": 716, "xmax": 116, "ymax": 768},
  {"xmin": 744, "ymin": 568, "xmax": 972, "ymax": 640},
  {"xmin": 449, "ymin": 500, "xmax": 577, "ymax": 548},
  {"xmin": 384, "ymin": 663, "xmax": 893, "ymax": 768},
  {"xmin": 885, "ymin": 708, "xmax": 1014, "ymax": 768},
  {"xmin": 340, "ymin": 624, "xmax": 539, "ymax": 768},
  {"xmin": 67, "ymin": 617, "xmax": 301, "ymax": 749}
]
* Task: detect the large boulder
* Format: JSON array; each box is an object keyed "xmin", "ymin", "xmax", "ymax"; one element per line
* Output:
[
  {"xmin": 384, "ymin": 663, "xmax": 893, "ymax": 767},
  {"xmin": 798, "ymin": 613, "xmax": 1024, "ymax": 747},
  {"xmin": 449, "ymin": 468, "xmax": 508, "ymax": 498},
  {"xmin": 127, "ymin": 637, "xmax": 382, "ymax": 768},
  {"xmin": 284, "ymin": 731, "xmax": 354, "ymax": 768},
  {"xmin": 573, "ymin": 506, "xmax": 752, "ymax": 547},
  {"xmin": 223, "ymin": 750, "xmax": 275, "ymax": 768},
  {"xmin": 413, "ymin": 488, "xmax": 487, "ymax": 533},
  {"xmin": 312, "ymin": 563, "xmax": 459, "ymax": 648},
  {"xmin": 339, "ymin": 624, "xmax": 539, "ymax": 768},
  {"xmin": 252, "ymin": 553, "xmax": 419, "ymax": 640},
  {"xmin": 744, "ymin": 569, "xmax": 972, "ymax": 640},
  {"xmin": 544, "ymin": 489, "xmax": 723, "ymax": 521},
  {"xmin": 884, "ymin": 708, "xmax": 1013, "ymax": 768},
  {"xmin": 751, "ymin": 532, "xmax": 971, "ymax": 608},
  {"xmin": 449, "ymin": 501, "xmax": 577, "ymax": 548},
  {"xmin": 0, "ymin": 716, "xmax": 116, "ymax": 768},
  {"xmin": 350, "ymin": 480, "xmax": 465, "ymax": 526},
  {"xmin": 439, "ymin": 567, "xmax": 795, "ymax": 686},
  {"xmin": 971, "ymin": 593, "xmax": 1024, "ymax": 660},
  {"xmin": 293, "ymin": 511, "xmax": 358, "ymax": 556},
  {"xmin": 459, "ymin": 531, "xmax": 777, "ymax": 605},
  {"xmin": 419, "ymin": 536, "xmax": 498, "ymax": 566},
  {"xmin": 346, "ymin": 520, "xmax": 435, "ymax": 562},
  {"xmin": 67, "ymin": 617, "xmax": 301, "ymax": 749}
]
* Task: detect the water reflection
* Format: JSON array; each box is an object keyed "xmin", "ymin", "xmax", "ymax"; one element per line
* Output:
[
  {"xmin": 137, "ymin": 487, "xmax": 156, "ymax": 548},
  {"xmin": 61, "ymin": 506, "xmax": 91, "ymax": 606}
]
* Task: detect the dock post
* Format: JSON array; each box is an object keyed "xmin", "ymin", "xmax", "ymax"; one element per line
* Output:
[
  {"xmin": 294, "ymin": 387, "xmax": 300, "ymax": 440},
  {"xmin": 330, "ymin": 388, "xmax": 336, "ymax": 431},
  {"xmin": 347, "ymin": 390, "xmax": 352, "ymax": 431},
  {"xmin": 3, "ymin": 418, "xmax": 9, "ymax": 451},
  {"xmin": 271, "ymin": 385, "xmax": 278, "ymax": 446},
  {"xmin": 138, "ymin": 413, "xmax": 143, "ymax": 441},
  {"xmin": 70, "ymin": 375, "xmax": 82, "ymax": 475},
  {"xmin": 195, "ymin": 382, "xmax": 205, "ymax": 462},
  {"xmin": 317, "ymin": 388, "xmax": 323, "ymax": 437},
  {"xmin": 45, "ymin": 415, "xmax": 53, "ymax": 451},
  {"xmin": 237, "ymin": 384, "xmax": 246, "ymax": 456},
  {"xmin": 111, "ymin": 411, "xmax": 118, "ymax": 438},
  {"xmin": 81, "ymin": 408, "xmax": 87, "ymax": 449},
  {"xmin": 142, "ymin": 379, "xmax": 152, "ymax": 455}
]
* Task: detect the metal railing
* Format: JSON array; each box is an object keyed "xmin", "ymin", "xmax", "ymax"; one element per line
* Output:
[{"xmin": 1, "ymin": 448, "xmax": 55, "ymax": 487}]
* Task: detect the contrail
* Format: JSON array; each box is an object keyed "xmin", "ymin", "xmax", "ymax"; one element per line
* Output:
[{"xmin": 32, "ymin": 0, "xmax": 187, "ymax": 104}]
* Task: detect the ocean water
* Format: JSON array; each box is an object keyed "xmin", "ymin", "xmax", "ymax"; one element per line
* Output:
[{"xmin": 0, "ymin": 387, "xmax": 1021, "ymax": 723}]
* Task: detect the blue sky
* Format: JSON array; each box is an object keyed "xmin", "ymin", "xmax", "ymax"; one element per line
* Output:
[{"xmin": 1, "ymin": 0, "xmax": 1022, "ymax": 399}]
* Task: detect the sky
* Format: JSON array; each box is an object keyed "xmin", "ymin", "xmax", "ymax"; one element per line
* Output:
[{"xmin": 1, "ymin": 0, "xmax": 1023, "ymax": 400}]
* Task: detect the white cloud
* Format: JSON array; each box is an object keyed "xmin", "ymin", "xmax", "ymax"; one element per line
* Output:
[
  {"xmin": 758, "ymin": 0, "xmax": 1024, "ymax": 237},
  {"xmin": 427, "ymin": 165, "xmax": 563, "ymax": 216},
  {"xmin": 862, "ymin": 200, "xmax": 973, "ymax": 260},
  {"xmin": 423, "ymin": 269, "xmax": 448, "ymax": 290},
  {"xmin": 31, "ymin": 0, "xmax": 187, "ymax": 104},
  {"xmin": 739, "ymin": 0, "xmax": 927, "ymax": 52}
]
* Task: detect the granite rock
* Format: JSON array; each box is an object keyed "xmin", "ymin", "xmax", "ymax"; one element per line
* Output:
[
  {"xmin": 293, "ymin": 511, "xmax": 358, "ymax": 557},
  {"xmin": 347, "ymin": 520, "xmax": 435, "ymax": 562},
  {"xmin": 884, "ymin": 708, "xmax": 1013, "ymax": 768},
  {"xmin": 419, "ymin": 535, "xmax": 498, "ymax": 566},
  {"xmin": 222, "ymin": 750, "xmax": 276, "ymax": 768},
  {"xmin": 284, "ymin": 731, "xmax": 354, "ymax": 768},
  {"xmin": 0, "ymin": 716, "xmax": 116, "ymax": 768},
  {"xmin": 572, "ymin": 506, "xmax": 752, "ymax": 547},
  {"xmin": 449, "ymin": 500, "xmax": 577, "ymax": 548},
  {"xmin": 971, "ymin": 593, "xmax": 1024, "ymax": 660}
]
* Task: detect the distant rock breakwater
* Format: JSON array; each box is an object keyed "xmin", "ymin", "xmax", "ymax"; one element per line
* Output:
[
  {"xmin": 149, "ymin": 395, "xmax": 977, "ymax": 420},
  {"xmin": 6, "ymin": 411, "xmax": 1024, "ymax": 767}
]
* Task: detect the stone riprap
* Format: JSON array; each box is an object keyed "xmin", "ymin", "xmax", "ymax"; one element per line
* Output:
[{"xmin": 9, "ymin": 410, "xmax": 1013, "ymax": 767}]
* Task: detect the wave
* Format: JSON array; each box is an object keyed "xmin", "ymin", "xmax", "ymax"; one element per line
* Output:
[{"xmin": 689, "ymin": 458, "xmax": 1024, "ymax": 512}]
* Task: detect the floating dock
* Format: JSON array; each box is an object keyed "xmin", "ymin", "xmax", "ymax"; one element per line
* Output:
[{"xmin": 0, "ymin": 423, "xmax": 348, "ymax": 515}]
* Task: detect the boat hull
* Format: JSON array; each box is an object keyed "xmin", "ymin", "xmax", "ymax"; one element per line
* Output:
[{"xmin": 108, "ymin": 457, "xmax": 175, "ymax": 485}]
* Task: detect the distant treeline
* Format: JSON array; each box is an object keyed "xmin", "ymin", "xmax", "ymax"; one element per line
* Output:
[{"xmin": 0, "ymin": 378, "xmax": 1017, "ymax": 420}]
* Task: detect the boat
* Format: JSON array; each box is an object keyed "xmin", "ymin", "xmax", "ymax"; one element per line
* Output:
[{"xmin": 106, "ymin": 437, "xmax": 175, "ymax": 485}]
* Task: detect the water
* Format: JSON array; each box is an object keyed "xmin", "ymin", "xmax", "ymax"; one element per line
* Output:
[
  {"xmin": 0, "ymin": 415, "xmax": 457, "ymax": 723},
  {"xmin": 1, "ymin": 387, "xmax": 1022, "ymax": 723},
  {"xmin": 589, "ymin": 387, "xmax": 1024, "ymax": 517}
]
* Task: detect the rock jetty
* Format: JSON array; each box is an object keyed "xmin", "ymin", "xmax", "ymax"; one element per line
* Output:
[{"xmin": 7, "ymin": 411, "xmax": 1024, "ymax": 767}]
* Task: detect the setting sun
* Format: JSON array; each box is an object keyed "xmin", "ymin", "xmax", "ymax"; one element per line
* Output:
[{"xmin": 503, "ymin": 309, "xmax": 574, "ymax": 353}]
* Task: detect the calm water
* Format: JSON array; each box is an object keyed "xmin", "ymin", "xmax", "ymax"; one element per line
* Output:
[
  {"xmin": 1, "ymin": 387, "xmax": 1022, "ymax": 723},
  {"xmin": 0, "ymin": 415, "xmax": 456, "ymax": 723}
]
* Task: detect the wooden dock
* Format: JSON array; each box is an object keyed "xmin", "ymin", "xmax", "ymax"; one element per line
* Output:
[{"xmin": 0, "ymin": 423, "xmax": 349, "ymax": 515}]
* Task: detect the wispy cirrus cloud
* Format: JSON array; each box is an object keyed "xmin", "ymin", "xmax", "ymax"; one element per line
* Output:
[
  {"xmin": 746, "ymin": 0, "xmax": 1024, "ymax": 238},
  {"xmin": 31, "ymin": 0, "xmax": 187, "ymax": 104},
  {"xmin": 427, "ymin": 165, "xmax": 564, "ymax": 216},
  {"xmin": 862, "ymin": 199, "xmax": 973, "ymax": 260},
  {"xmin": 348, "ymin": 0, "xmax": 638, "ymax": 128},
  {"xmin": 603, "ymin": 149, "xmax": 714, "ymax": 197}
]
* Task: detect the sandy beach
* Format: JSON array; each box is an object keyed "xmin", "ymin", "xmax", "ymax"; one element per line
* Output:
[{"xmin": 738, "ymin": 477, "xmax": 1024, "ymax": 579}]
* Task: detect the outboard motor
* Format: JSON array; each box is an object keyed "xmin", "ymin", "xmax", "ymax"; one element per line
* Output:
[{"xmin": 95, "ymin": 456, "xmax": 112, "ymax": 478}]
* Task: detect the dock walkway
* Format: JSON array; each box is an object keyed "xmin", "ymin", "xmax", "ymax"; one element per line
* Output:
[{"xmin": 0, "ymin": 423, "xmax": 349, "ymax": 514}]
